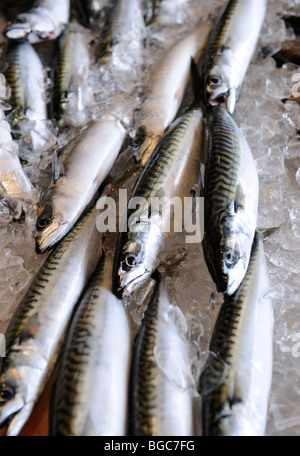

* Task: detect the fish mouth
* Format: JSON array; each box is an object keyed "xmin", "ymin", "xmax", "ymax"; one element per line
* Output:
[
  {"xmin": 35, "ymin": 221, "xmax": 69, "ymax": 254},
  {"xmin": 115, "ymin": 266, "xmax": 152, "ymax": 299},
  {"xmin": 207, "ymin": 88, "xmax": 237, "ymax": 115},
  {"xmin": 0, "ymin": 395, "xmax": 35, "ymax": 436}
]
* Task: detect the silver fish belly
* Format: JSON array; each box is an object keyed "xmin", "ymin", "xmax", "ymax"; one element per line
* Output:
[
  {"xmin": 0, "ymin": 204, "xmax": 102, "ymax": 436},
  {"xmin": 50, "ymin": 253, "xmax": 131, "ymax": 436},
  {"xmin": 113, "ymin": 106, "xmax": 204, "ymax": 298},
  {"xmin": 130, "ymin": 277, "xmax": 194, "ymax": 436},
  {"xmin": 4, "ymin": 41, "xmax": 47, "ymax": 123},
  {"xmin": 199, "ymin": 232, "xmax": 274, "ymax": 436},
  {"xmin": 133, "ymin": 20, "xmax": 211, "ymax": 166},
  {"xmin": 202, "ymin": 105, "xmax": 259, "ymax": 295},
  {"xmin": 3, "ymin": 0, "xmax": 70, "ymax": 43},
  {"xmin": 35, "ymin": 115, "xmax": 126, "ymax": 254},
  {"xmin": 204, "ymin": 0, "xmax": 266, "ymax": 114},
  {"xmin": 56, "ymin": 23, "xmax": 94, "ymax": 128}
]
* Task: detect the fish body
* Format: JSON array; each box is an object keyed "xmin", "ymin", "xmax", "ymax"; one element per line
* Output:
[
  {"xmin": 96, "ymin": 0, "xmax": 145, "ymax": 63},
  {"xmin": 56, "ymin": 23, "xmax": 94, "ymax": 127},
  {"xmin": 4, "ymin": 41, "xmax": 47, "ymax": 123},
  {"xmin": 50, "ymin": 253, "xmax": 131, "ymax": 436},
  {"xmin": 35, "ymin": 115, "xmax": 126, "ymax": 254},
  {"xmin": 130, "ymin": 277, "xmax": 194, "ymax": 436},
  {"xmin": 133, "ymin": 20, "xmax": 211, "ymax": 166},
  {"xmin": 0, "ymin": 204, "xmax": 102, "ymax": 436},
  {"xmin": 202, "ymin": 105, "xmax": 258, "ymax": 295},
  {"xmin": 3, "ymin": 40, "xmax": 49, "ymax": 152},
  {"xmin": 204, "ymin": 0, "xmax": 266, "ymax": 114},
  {"xmin": 113, "ymin": 105, "xmax": 204, "ymax": 298},
  {"xmin": 3, "ymin": 0, "xmax": 70, "ymax": 43},
  {"xmin": 199, "ymin": 232, "xmax": 274, "ymax": 436}
]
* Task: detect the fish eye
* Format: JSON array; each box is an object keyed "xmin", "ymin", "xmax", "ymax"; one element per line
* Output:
[
  {"xmin": 0, "ymin": 384, "xmax": 15, "ymax": 403},
  {"xmin": 37, "ymin": 216, "xmax": 51, "ymax": 229},
  {"xmin": 37, "ymin": 204, "xmax": 53, "ymax": 230},
  {"xmin": 132, "ymin": 136, "xmax": 143, "ymax": 147},
  {"xmin": 209, "ymin": 76, "xmax": 222, "ymax": 87},
  {"xmin": 224, "ymin": 250, "xmax": 240, "ymax": 268},
  {"xmin": 125, "ymin": 254, "xmax": 138, "ymax": 268}
]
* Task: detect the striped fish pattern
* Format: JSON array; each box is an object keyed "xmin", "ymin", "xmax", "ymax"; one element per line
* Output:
[
  {"xmin": 0, "ymin": 204, "xmax": 102, "ymax": 436},
  {"xmin": 130, "ymin": 277, "xmax": 194, "ymax": 436},
  {"xmin": 50, "ymin": 253, "xmax": 131, "ymax": 436},
  {"xmin": 113, "ymin": 106, "xmax": 204, "ymax": 298},
  {"xmin": 4, "ymin": 41, "xmax": 47, "ymax": 123},
  {"xmin": 202, "ymin": 105, "xmax": 258, "ymax": 295},
  {"xmin": 203, "ymin": 0, "xmax": 267, "ymax": 113},
  {"xmin": 199, "ymin": 232, "xmax": 274, "ymax": 436}
]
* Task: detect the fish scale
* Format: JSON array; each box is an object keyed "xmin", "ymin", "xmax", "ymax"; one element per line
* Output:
[{"xmin": 199, "ymin": 233, "xmax": 274, "ymax": 436}]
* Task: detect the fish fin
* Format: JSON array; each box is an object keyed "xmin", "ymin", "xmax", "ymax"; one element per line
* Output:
[
  {"xmin": 257, "ymin": 225, "xmax": 281, "ymax": 240},
  {"xmin": 234, "ymin": 184, "xmax": 245, "ymax": 213},
  {"xmin": 19, "ymin": 313, "xmax": 40, "ymax": 344},
  {"xmin": 52, "ymin": 149, "xmax": 65, "ymax": 183},
  {"xmin": 199, "ymin": 162, "xmax": 206, "ymax": 192}
]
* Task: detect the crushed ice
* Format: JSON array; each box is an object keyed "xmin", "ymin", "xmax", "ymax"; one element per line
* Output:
[{"xmin": 0, "ymin": 0, "xmax": 299, "ymax": 436}]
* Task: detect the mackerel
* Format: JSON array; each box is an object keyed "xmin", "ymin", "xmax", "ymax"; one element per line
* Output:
[
  {"xmin": 130, "ymin": 277, "xmax": 194, "ymax": 436},
  {"xmin": 133, "ymin": 20, "xmax": 211, "ymax": 166},
  {"xmin": 50, "ymin": 253, "xmax": 131, "ymax": 436},
  {"xmin": 204, "ymin": 0, "xmax": 266, "ymax": 114},
  {"xmin": 35, "ymin": 113, "xmax": 127, "ymax": 254},
  {"xmin": 113, "ymin": 104, "xmax": 204, "ymax": 298},
  {"xmin": 96, "ymin": 0, "xmax": 145, "ymax": 63},
  {"xmin": 0, "ymin": 204, "xmax": 102, "ymax": 436},
  {"xmin": 199, "ymin": 232, "xmax": 273, "ymax": 436},
  {"xmin": 202, "ymin": 105, "xmax": 258, "ymax": 295},
  {"xmin": 55, "ymin": 23, "xmax": 94, "ymax": 128}
]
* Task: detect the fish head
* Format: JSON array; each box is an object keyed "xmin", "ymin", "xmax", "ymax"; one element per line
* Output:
[
  {"xmin": 35, "ymin": 199, "xmax": 70, "ymax": 254},
  {"xmin": 0, "ymin": 368, "xmax": 35, "ymax": 436},
  {"xmin": 205, "ymin": 71, "xmax": 236, "ymax": 114},
  {"xmin": 114, "ymin": 223, "xmax": 164, "ymax": 298},
  {"xmin": 114, "ymin": 238, "xmax": 151, "ymax": 298},
  {"xmin": 220, "ymin": 228, "xmax": 253, "ymax": 295}
]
